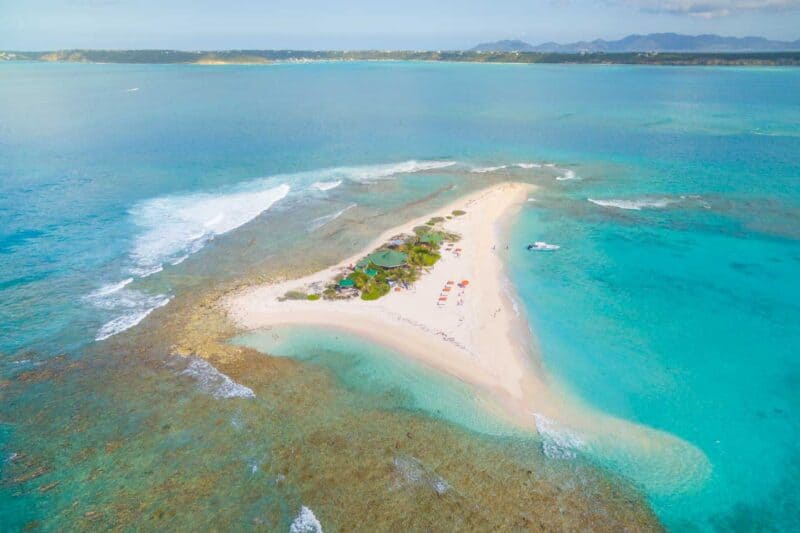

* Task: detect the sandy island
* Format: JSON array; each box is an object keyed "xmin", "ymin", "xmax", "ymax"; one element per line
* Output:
[{"xmin": 226, "ymin": 182, "xmax": 711, "ymax": 494}]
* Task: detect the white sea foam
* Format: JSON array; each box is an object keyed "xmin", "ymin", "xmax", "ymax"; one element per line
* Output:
[
  {"xmin": 533, "ymin": 413, "xmax": 585, "ymax": 460},
  {"xmin": 335, "ymin": 160, "xmax": 455, "ymax": 181},
  {"xmin": 289, "ymin": 506, "xmax": 323, "ymax": 533},
  {"xmin": 126, "ymin": 160, "xmax": 453, "ymax": 276},
  {"xmin": 555, "ymin": 169, "xmax": 579, "ymax": 181},
  {"xmin": 89, "ymin": 278, "xmax": 134, "ymax": 298},
  {"xmin": 87, "ymin": 277, "xmax": 173, "ymax": 342},
  {"xmin": 588, "ymin": 197, "xmax": 678, "ymax": 211},
  {"xmin": 129, "ymin": 264, "xmax": 163, "ymax": 278},
  {"xmin": 307, "ymin": 203, "xmax": 357, "ymax": 231},
  {"xmin": 310, "ymin": 180, "xmax": 342, "ymax": 191},
  {"xmin": 472, "ymin": 162, "xmax": 544, "ymax": 173},
  {"xmin": 296, "ymin": 160, "xmax": 456, "ymax": 184},
  {"xmin": 393, "ymin": 456, "xmax": 450, "ymax": 495},
  {"xmin": 129, "ymin": 183, "xmax": 290, "ymax": 275},
  {"xmin": 527, "ymin": 198, "xmax": 537, "ymax": 202},
  {"xmin": 527, "ymin": 241, "xmax": 560, "ymax": 251},
  {"xmin": 95, "ymin": 294, "xmax": 170, "ymax": 341},
  {"xmin": 471, "ymin": 164, "xmax": 509, "ymax": 173},
  {"xmin": 180, "ymin": 357, "xmax": 255, "ymax": 399},
  {"xmin": 126, "ymin": 87, "xmax": 139, "ymax": 93}
]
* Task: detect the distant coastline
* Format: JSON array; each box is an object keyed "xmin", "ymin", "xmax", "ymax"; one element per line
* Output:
[{"xmin": 2, "ymin": 49, "xmax": 800, "ymax": 66}]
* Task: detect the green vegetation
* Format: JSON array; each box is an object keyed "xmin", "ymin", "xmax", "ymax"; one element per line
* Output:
[
  {"xmin": 281, "ymin": 290, "xmax": 310, "ymax": 301},
  {"xmin": 413, "ymin": 226, "xmax": 432, "ymax": 236},
  {"xmin": 282, "ymin": 290, "xmax": 324, "ymax": 301},
  {"xmin": 452, "ymin": 210, "xmax": 466, "ymax": 216},
  {"xmin": 425, "ymin": 216, "xmax": 446, "ymax": 226},
  {"xmin": 320, "ymin": 229, "xmax": 452, "ymax": 302},
  {"xmin": 408, "ymin": 246, "xmax": 441, "ymax": 267},
  {"xmin": 360, "ymin": 282, "xmax": 391, "ymax": 301},
  {"xmin": 3, "ymin": 49, "xmax": 800, "ymax": 66}
]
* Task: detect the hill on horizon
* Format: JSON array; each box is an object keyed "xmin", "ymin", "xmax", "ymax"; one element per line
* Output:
[{"xmin": 472, "ymin": 33, "xmax": 800, "ymax": 53}]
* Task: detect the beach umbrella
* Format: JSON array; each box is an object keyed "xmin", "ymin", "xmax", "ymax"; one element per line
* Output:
[{"xmin": 461, "ymin": 280, "xmax": 469, "ymax": 286}]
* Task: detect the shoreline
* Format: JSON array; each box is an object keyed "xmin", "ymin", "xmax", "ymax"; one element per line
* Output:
[
  {"xmin": 225, "ymin": 181, "xmax": 712, "ymax": 494},
  {"xmin": 227, "ymin": 182, "xmax": 540, "ymax": 429}
]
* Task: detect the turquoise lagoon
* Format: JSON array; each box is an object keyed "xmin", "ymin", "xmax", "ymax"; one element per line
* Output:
[{"xmin": 1, "ymin": 61, "xmax": 799, "ymax": 530}]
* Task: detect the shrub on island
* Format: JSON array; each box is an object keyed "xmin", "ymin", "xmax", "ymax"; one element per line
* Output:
[
  {"xmin": 361, "ymin": 281, "xmax": 391, "ymax": 300},
  {"xmin": 409, "ymin": 246, "xmax": 440, "ymax": 267},
  {"xmin": 281, "ymin": 290, "xmax": 309, "ymax": 301},
  {"xmin": 413, "ymin": 226, "xmax": 431, "ymax": 236}
]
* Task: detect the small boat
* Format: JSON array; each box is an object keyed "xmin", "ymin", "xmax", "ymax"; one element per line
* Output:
[{"xmin": 527, "ymin": 241, "xmax": 560, "ymax": 251}]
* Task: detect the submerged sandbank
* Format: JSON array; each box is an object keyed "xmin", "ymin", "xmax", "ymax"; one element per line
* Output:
[{"xmin": 226, "ymin": 182, "xmax": 710, "ymax": 494}]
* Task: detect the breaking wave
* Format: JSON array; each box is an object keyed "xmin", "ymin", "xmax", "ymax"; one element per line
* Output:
[
  {"xmin": 470, "ymin": 162, "xmax": 543, "ymax": 173},
  {"xmin": 289, "ymin": 506, "xmax": 323, "ymax": 533},
  {"xmin": 307, "ymin": 203, "xmax": 357, "ymax": 231},
  {"xmin": 180, "ymin": 357, "xmax": 255, "ymax": 399},
  {"xmin": 533, "ymin": 413, "xmax": 585, "ymax": 460},
  {"xmin": 335, "ymin": 160, "xmax": 455, "ymax": 181},
  {"xmin": 310, "ymin": 180, "xmax": 342, "ymax": 191},
  {"xmin": 555, "ymin": 169, "xmax": 579, "ymax": 181},
  {"xmin": 89, "ymin": 278, "xmax": 133, "ymax": 298},
  {"xmin": 471, "ymin": 164, "xmax": 509, "ymax": 173},
  {"xmin": 527, "ymin": 241, "xmax": 560, "ymax": 251},
  {"xmin": 94, "ymin": 292, "xmax": 170, "ymax": 341},
  {"xmin": 87, "ymin": 279, "xmax": 171, "ymax": 342},
  {"xmin": 126, "ymin": 160, "xmax": 453, "ymax": 277},
  {"xmin": 589, "ymin": 197, "xmax": 679, "ymax": 211},
  {"xmin": 129, "ymin": 183, "xmax": 290, "ymax": 275},
  {"xmin": 392, "ymin": 455, "xmax": 450, "ymax": 495}
]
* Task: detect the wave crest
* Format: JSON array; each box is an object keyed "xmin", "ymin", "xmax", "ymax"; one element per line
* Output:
[
  {"xmin": 180, "ymin": 357, "xmax": 255, "ymax": 399},
  {"xmin": 310, "ymin": 180, "xmax": 342, "ymax": 191},
  {"xmin": 129, "ymin": 183, "xmax": 290, "ymax": 275},
  {"xmin": 533, "ymin": 413, "xmax": 585, "ymax": 460},
  {"xmin": 307, "ymin": 204, "xmax": 356, "ymax": 231},
  {"xmin": 290, "ymin": 506, "xmax": 323, "ymax": 533},
  {"xmin": 393, "ymin": 455, "xmax": 450, "ymax": 495},
  {"xmin": 555, "ymin": 169, "xmax": 579, "ymax": 181},
  {"xmin": 589, "ymin": 197, "xmax": 679, "ymax": 211},
  {"xmin": 94, "ymin": 292, "xmax": 170, "ymax": 341}
]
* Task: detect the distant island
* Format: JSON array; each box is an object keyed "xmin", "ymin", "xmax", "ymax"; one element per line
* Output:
[
  {"xmin": 472, "ymin": 32, "xmax": 800, "ymax": 53},
  {"xmin": 2, "ymin": 48, "xmax": 800, "ymax": 66}
]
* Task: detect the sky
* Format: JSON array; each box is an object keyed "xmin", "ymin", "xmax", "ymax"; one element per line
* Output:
[{"xmin": 2, "ymin": 0, "xmax": 799, "ymax": 50}]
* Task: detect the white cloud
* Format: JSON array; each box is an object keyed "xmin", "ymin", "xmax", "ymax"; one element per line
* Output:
[{"xmin": 621, "ymin": 0, "xmax": 800, "ymax": 17}]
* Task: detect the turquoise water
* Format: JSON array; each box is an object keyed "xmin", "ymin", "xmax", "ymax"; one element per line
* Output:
[
  {"xmin": 232, "ymin": 326, "xmax": 521, "ymax": 438},
  {"xmin": 1, "ymin": 61, "xmax": 799, "ymax": 530}
]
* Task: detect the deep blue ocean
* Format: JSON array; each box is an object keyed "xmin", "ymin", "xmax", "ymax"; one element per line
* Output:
[{"xmin": 1, "ymin": 61, "xmax": 798, "ymax": 530}]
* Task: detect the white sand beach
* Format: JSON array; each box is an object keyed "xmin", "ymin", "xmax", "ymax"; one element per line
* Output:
[{"xmin": 226, "ymin": 182, "xmax": 711, "ymax": 494}]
